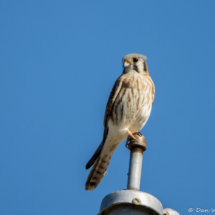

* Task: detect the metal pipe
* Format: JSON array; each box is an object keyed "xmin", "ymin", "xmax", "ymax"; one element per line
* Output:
[
  {"xmin": 127, "ymin": 147, "xmax": 144, "ymax": 190},
  {"xmin": 126, "ymin": 133, "xmax": 146, "ymax": 190}
]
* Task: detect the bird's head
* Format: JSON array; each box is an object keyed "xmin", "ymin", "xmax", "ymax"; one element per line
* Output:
[{"xmin": 122, "ymin": 53, "xmax": 148, "ymax": 75}]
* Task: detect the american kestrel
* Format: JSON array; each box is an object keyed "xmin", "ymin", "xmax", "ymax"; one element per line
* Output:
[{"xmin": 85, "ymin": 53, "xmax": 155, "ymax": 190}]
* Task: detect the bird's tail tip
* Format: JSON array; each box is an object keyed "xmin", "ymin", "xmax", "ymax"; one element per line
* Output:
[{"xmin": 85, "ymin": 155, "xmax": 111, "ymax": 191}]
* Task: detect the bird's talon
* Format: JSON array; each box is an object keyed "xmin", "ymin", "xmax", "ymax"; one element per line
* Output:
[{"xmin": 132, "ymin": 131, "xmax": 142, "ymax": 137}]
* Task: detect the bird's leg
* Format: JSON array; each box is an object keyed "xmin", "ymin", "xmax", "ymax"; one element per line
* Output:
[
  {"xmin": 127, "ymin": 130, "xmax": 137, "ymax": 140},
  {"xmin": 125, "ymin": 130, "xmax": 138, "ymax": 147}
]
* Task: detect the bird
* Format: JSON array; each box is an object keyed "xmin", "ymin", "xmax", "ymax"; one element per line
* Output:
[{"xmin": 85, "ymin": 53, "xmax": 155, "ymax": 191}]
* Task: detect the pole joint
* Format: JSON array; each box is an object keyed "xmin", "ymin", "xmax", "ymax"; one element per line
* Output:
[{"xmin": 126, "ymin": 132, "xmax": 147, "ymax": 152}]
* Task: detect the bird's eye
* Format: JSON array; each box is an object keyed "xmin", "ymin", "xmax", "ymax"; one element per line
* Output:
[{"xmin": 133, "ymin": 58, "xmax": 138, "ymax": 63}]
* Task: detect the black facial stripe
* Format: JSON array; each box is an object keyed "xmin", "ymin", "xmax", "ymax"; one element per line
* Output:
[
  {"xmin": 144, "ymin": 62, "xmax": 146, "ymax": 71},
  {"xmin": 133, "ymin": 64, "xmax": 139, "ymax": 73}
]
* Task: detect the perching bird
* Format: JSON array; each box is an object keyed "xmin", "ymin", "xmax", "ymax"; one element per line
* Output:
[{"xmin": 85, "ymin": 53, "xmax": 155, "ymax": 190}]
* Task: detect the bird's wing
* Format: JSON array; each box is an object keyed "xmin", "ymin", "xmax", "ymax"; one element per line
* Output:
[
  {"xmin": 85, "ymin": 76, "xmax": 124, "ymax": 190},
  {"xmin": 85, "ymin": 75, "xmax": 123, "ymax": 170},
  {"xmin": 103, "ymin": 75, "xmax": 123, "ymax": 127}
]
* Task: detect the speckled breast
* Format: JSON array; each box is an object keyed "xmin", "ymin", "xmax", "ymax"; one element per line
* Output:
[{"xmin": 110, "ymin": 72, "xmax": 154, "ymax": 130}]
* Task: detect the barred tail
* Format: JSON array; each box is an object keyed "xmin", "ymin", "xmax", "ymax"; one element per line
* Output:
[{"xmin": 85, "ymin": 154, "xmax": 112, "ymax": 191}]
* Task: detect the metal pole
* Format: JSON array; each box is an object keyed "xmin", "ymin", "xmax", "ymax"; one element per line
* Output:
[
  {"xmin": 127, "ymin": 133, "xmax": 146, "ymax": 190},
  {"xmin": 99, "ymin": 133, "xmax": 164, "ymax": 215},
  {"xmin": 99, "ymin": 133, "xmax": 180, "ymax": 215}
]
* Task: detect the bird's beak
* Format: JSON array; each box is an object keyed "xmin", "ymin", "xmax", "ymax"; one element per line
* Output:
[{"xmin": 124, "ymin": 61, "xmax": 130, "ymax": 68}]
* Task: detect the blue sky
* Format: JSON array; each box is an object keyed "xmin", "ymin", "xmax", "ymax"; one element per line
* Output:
[{"xmin": 0, "ymin": 1, "xmax": 215, "ymax": 214}]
